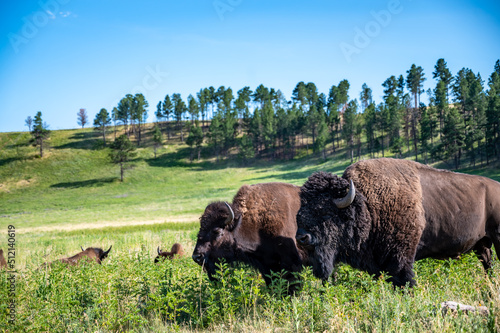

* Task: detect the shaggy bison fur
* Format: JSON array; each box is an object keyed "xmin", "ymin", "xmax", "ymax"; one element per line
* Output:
[
  {"xmin": 296, "ymin": 158, "xmax": 500, "ymax": 287},
  {"xmin": 192, "ymin": 182, "xmax": 307, "ymax": 291}
]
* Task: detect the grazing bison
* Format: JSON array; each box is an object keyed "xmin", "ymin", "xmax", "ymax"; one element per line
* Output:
[
  {"xmin": 44, "ymin": 246, "xmax": 112, "ymax": 267},
  {"xmin": 155, "ymin": 243, "xmax": 184, "ymax": 262},
  {"xmin": 192, "ymin": 182, "xmax": 307, "ymax": 290},
  {"xmin": 0, "ymin": 249, "xmax": 7, "ymax": 269},
  {"xmin": 296, "ymin": 158, "xmax": 500, "ymax": 287}
]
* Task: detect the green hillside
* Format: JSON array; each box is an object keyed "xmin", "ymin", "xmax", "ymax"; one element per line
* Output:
[{"xmin": 0, "ymin": 127, "xmax": 353, "ymax": 232}]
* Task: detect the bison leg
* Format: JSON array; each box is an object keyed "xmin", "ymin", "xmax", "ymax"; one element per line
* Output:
[
  {"xmin": 473, "ymin": 237, "xmax": 493, "ymax": 271},
  {"xmin": 385, "ymin": 261, "xmax": 416, "ymax": 288}
]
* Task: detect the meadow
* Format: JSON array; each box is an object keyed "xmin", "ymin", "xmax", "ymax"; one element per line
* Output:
[{"xmin": 1, "ymin": 127, "xmax": 500, "ymax": 332}]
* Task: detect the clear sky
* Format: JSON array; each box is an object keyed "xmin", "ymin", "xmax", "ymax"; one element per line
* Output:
[{"xmin": 1, "ymin": 0, "xmax": 499, "ymax": 133}]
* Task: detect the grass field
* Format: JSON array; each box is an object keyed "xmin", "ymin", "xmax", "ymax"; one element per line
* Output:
[{"xmin": 1, "ymin": 127, "xmax": 500, "ymax": 332}]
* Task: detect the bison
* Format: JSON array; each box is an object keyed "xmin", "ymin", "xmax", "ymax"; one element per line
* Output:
[
  {"xmin": 43, "ymin": 246, "xmax": 112, "ymax": 267},
  {"xmin": 192, "ymin": 182, "xmax": 307, "ymax": 290},
  {"xmin": 0, "ymin": 249, "xmax": 6, "ymax": 269},
  {"xmin": 296, "ymin": 158, "xmax": 500, "ymax": 287},
  {"xmin": 155, "ymin": 243, "xmax": 184, "ymax": 262}
]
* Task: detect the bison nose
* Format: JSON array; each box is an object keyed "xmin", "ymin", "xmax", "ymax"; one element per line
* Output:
[
  {"xmin": 296, "ymin": 229, "xmax": 313, "ymax": 246},
  {"xmin": 192, "ymin": 253, "xmax": 204, "ymax": 264}
]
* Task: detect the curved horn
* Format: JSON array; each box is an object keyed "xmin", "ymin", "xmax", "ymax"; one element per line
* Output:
[
  {"xmin": 104, "ymin": 245, "xmax": 112, "ymax": 255},
  {"xmin": 157, "ymin": 246, "xmax": 161, "ymax": 255},
  {"xmin": 224, "ymin": 201, "xmax": 234, "ymax": 225},
  {"xmin": 81, "ymin": 246, "xmax": 85, "ymax": 252},
  {"xmin": 334, "ymin": 180, "xmax": 356, "ymax": 209}
]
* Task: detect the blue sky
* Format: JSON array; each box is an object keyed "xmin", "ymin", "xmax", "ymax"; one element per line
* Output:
[{"xmin": 1, "ymin": 0, "xmax": 499, "ymax": 133}]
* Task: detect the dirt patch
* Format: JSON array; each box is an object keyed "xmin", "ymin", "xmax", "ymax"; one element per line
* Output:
[{"xmin": 18, "ymin": 215, "xmax": 200, "ymax": 234}]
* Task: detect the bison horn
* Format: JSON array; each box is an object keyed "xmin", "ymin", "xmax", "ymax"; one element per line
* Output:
[
  {"xmin": 81, "ymin": 246, "xmax": 85, "ymax": 252},
  {"xmin": 157, "ymin": 246, "xmax": 161, "ymax": 255},
  {"xmin": 334, "ymin": 179, "xmax": 356, "ymax": 209},
  {"xmin": 104, "ymin": 245, "xmax": 112, "ymax": 255},
  {"xmin": 224, "ymin": 201, "xmax": 235, "ymax": 225}
]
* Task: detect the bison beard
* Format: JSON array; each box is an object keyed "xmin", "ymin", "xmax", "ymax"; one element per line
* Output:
[
  {"xmin": 296, "ymin": 158, "xmax": 500, "ymax": 287},
  {"xmin": 192, "ymin": 182, "xmax": 307, "ymax": 293}
]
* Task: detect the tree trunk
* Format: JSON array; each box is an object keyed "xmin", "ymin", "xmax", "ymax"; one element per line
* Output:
[{"xmin": 120, "ymin": 162, "xmax": 124, "ymax": 182}]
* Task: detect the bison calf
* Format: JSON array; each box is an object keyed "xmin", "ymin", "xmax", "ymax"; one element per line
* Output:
[
  {"xmin": 192, "ymin": 182, "xmax": 307, "ymax": 292},
  {"xmin": 154, "ymin": 243, "xmax": 184, "ymax": 262},
  {"xmin": 296, "ymin": 158, "xmax": 500, "ymax": 287},
  {"xmin": 43, "ymin": 246, "xmax": 112, "ymax": 267}
]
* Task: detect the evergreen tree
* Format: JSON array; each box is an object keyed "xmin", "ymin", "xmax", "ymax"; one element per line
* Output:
[
  {"xmin": 93, "ymin": 108, "xmax": 111, "ymax": 145},
  {"xmin": 172, "ymin": 93, "xmax": 187, "ymax": 142},
  {"xmin": 207, "ymin": 111, "xmax": 224, "ymax": 161},
  {"xmin": 116, "ymin": 94, "xmax": 133, "ymax": 135},
  {"xmin": 486, "ymin": 60, "xmax": 500, "ymax": 162},
  {"xmin": 186, "ymin": 121, "xmax": 204, "ymax": 161},
  {"xmin": 152, "ymin": 123, "xmax": 163, "ymax": 159},
  {"xmin": 343, "ymin": 100, "xmax": 358, "ymax": 163},
  {"xmin": 109, "ymin": 134, "xmax": 136, "ymax": 182},
  {"xmin": 238, "ymin": 134, "xmax": 255, "ymax": 162},
  {"xmin": 363, "ymin": 103, "xmax": 377, "ymax": 157},
  {"xmin": 155, "ymin": 101, "xmax": 164, "ymax": 123},
  {"xmin": 131, "ymin": 93, "xmax": 148, "ymax": 146},
  {"xmin": 440, "ymin": 105, "xmax": 465, "ymax": 169},
  {"xmin": 187, "ymin": 94, "xmax": 200, "ymax": 123},
  {"xmin": 162, "ymin": 94, "xmax": 173, "ymax": 140},
  {"xmin": 419, "ymin": 104, "xmax": 432, "ymax": 163},
  {"xmin": 31, "ymin": 111, "xmax": 50, "ymax": 157}
]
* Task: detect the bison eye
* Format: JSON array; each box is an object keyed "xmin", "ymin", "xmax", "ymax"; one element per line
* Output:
[{"xmin": 212, "ymin": 228, "xmax": 223, "ymax": 237}]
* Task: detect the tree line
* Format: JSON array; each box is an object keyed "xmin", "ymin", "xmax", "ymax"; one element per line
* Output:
[{"xmin": 27, "ymin": 58, "xmax": 500, "ymax": 171}]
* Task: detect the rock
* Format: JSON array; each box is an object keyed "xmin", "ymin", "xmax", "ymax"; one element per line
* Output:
[{"xmin": 440, "ymin": 301, "xmax": 489, "ymax": 316}]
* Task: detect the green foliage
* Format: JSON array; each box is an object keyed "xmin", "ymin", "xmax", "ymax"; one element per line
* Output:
[
  {"xmin": 109, "ymin": 134, "xmax": 137, "ymax": 181},
  {"xmin": 31, "ymin": 111, "xmax": 50, "ymax": 157}
]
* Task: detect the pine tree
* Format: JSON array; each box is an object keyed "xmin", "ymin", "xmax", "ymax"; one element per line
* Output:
[
  {"xmin": 109, "ymin": 134, "xmax": 136, "ymax": 182},
  {"xmin": 440, "ymin": 106, "xmax": 465, "ymax": 169},
  {"xmin": 162, "ymin": 95, "xmax": 173, "ymax": 140},
  {"xmin": 93, "ymin": 108, "xmax": 111, "ymax": 145},
  {"xmin": 186, "ymin": 121, "xmax": 204, "ymax": 161},
  {"xmin": 486, "ymin": 60, "xmax": 500, "ymax": 162},
  {"xmin": 207, "ymin": 112, "xmax": 224, "ymax": 161},
  {"xmin": 343, "ymin": 100, "xmax": 358, "ymax": 163},
  {"xmin": 31, "ymin": 111, "xmax": 50, "ymax": 157},
  {"xmin": 131, "ymin": 93, "xmax": 148, "ymax": 146},
  {"xmin": 152, "ymin": 123, "xmax": 163, "ymax": 159},
  {"xmin": 363, "ymin": 103, "xmax": 377, "ymax": 157},
  {"xmin": 172, "ymin": 93, "xmax": 187, "ymax": 142}
]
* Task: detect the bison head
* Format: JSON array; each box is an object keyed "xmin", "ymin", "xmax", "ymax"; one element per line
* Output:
[
  {"xmin": 192, "ymin": 201, "xmax": 242, "ymax": 280},
  {"xmin": 85, "ymin": 246, "xmax": 112, "ymax": 263},
  {"xmin": 295, "ymin": 171, "xmax": 358, "ymax": 281}
]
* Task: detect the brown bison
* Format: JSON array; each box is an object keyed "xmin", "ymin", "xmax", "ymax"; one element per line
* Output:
[
  {"xmin": 192, "ymin": 182, "xmax": 307, "ymax": 290},
  {"xmin": 296, "ymin": 158, "xmax": 500, "ymax": 287},
  {"xmin": 0, "ymin": 249, "xmax": 7, "ymax": 269},
  {"xmin": 44, "ymin": 246, "xmax": 112, "ymax": 267},
  {"xmin": 155, "ymin": 243, "xmax": 184, "ymax": 262}
]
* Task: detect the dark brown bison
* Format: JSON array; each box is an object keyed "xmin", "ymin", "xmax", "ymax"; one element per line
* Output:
[
  {"xmin": 43, "ymin": 246, "xmax": 112, "ymax": 267},
  {"xmin": 155, "ymin": 243, "xmax": 184, "ymax": 262},
  {"xmin": 0, "ymin": 249, "xmax": 7, "ymax": 269},
  {"xmin": 192, "ymin": 182, "xmax": 306, "ymax": 290},
  {"xmin": 296, "ymin": 158, "xmax": 500, "ymax": 287}
]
